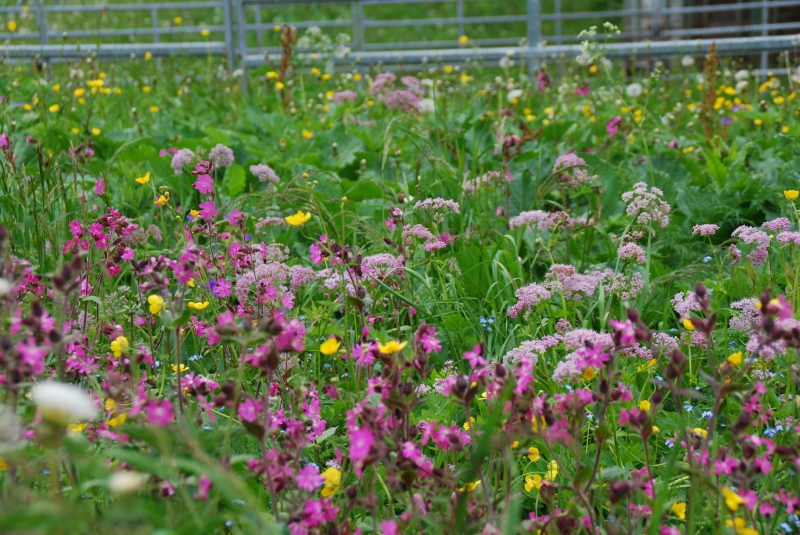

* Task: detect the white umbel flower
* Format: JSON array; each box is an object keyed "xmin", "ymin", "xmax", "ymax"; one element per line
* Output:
[
  {"xmin": 109, "ymin": 471, "xmax": 148, "ymax": 495},
  {"xmin": 32, "ymin": 382, "xmax": 97, "ymax": 425},
  {"xmin": 681, "ymin": 55, "xmax": 695, "ymax": 67},
  {"xmin": 419, "ymin": 98, "xmax": 435, "ymax": 113},
  {"xmin": 735, "ymin": 69, "xmax": 749, "ymax": 81},
  {"xmin": 507, "ymin": 89, "xmax": 523, "ymax": 102}
]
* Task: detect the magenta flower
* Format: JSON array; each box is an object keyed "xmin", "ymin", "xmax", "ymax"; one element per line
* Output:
[
  {"xmin": 575, "ymin": 86, "xmax": 590, "ymax": 96},
  {"xmin": 94, "ymin": 179, "xmax": 105, "ymax": 196},
  {"xmin": 193, "ymin": 474, "xmax": 211, "ymax": 500},
  {"xmin": 606, "ymin": 116, "xmax": 622, "ymax": 136},
  {"xmin": 213, "ymin": 279, "xmax": 232, "ymax": 298},
  {"xmin": 198, "ymin": 201, "xmax": 217, "ymax": 220},
  {"xmin": 348, "ymin": 427, "xmax": 374, "ymax": 462},
  {"xmin": 296, "ymin": 465, "xmax": 325, "ymax": 491},
  {"xmin": 226, "ymin": 209, "xmax": 246, "ymax": 226},
  {"xmin": 193, "ymin": 174, "xmax": 213, "ymax": 194},
  {"xmin": 16, "ymin": 337, "xmax": 47, "ymax": 375},
  {"xmin": 609, "ymin": 319, "xmax": 636, "ymax": 346},
  {"xmin": 238, "ymin": 397, "xmax": 262, "ymax": 423},
  {"xmin": 145, "ymin": 399, "xmax": 174, "ymax": 427},
  {"xmin": 463, "ymin": 344, "xmax": 485, "ymax": 368},
  {"xmin": 380, "ymin": 520, "xmax": 398, "ymax": 535}
]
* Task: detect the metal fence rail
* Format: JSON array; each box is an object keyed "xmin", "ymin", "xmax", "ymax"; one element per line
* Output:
[{"xmin": 2, "ymin": 0, "xmax": 800, "ymax": 78}]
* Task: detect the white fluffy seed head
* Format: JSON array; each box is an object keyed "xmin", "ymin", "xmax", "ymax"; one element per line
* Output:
[{"xmin": 31, "ymin": 382, "xmax": 97, "ymax": 425}]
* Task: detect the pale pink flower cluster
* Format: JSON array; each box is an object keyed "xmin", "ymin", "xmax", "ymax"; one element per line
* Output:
[
  {"xmin": 606, "ymin": 271, "xmax": 645, "ymax": 301},
  {"xmin": 692, "ymin": 224, "xmax": 719, "ymax": 236},
  {"xmin": 332, "ymin": 90, "xmax": 357, "ymax": 103},
  {"xmin": 731, "ymin": 225, "xmax": 770, "ymax": 266},
  {"xmin": 672, "ymin": 291, "xmax": 701, "ymax": 317},
  {"xmin": 361, "ymin": 253, "xmax": 404, "ymax": 279},
  {"xmin": 621, "ymin": 182, "xmax": 670, "ymax": 228},
  {"xmin": 553, "ymin": 152, "xmax": 592, "ymax": 188},
  {"xmin": 507, "ymin": 283, "xmax": 552, "ymax": 318},
  {"xmin": 510, "ymin": 210, "xmax": 572, "ymax": 231},
  {"xmin": 255, "ymin": 217, "xmax": 286, "ymax": 229},
  {"xmin": 729, "ymin": 298, "xmax": 762, "ymax": 331},
  {"xmin": 617, "ymin": 243, "xmax": 646, "ymax": 264},
  {"xmin": 250, "ymin": 164, "xmax": 279, "ymax": 184},
  {"xmin": 562, "ymin": 329, "xmax": 612, "ymax": 350},
  {"xmin": 171, "ymin": 148, "xmax": 195, "ymax": 175},
  {"xmin": 413, "ymin": 198, "xmax": 460, "ymax": 215},
  {"xmin": 501, "ymin": 335, "xmax": 562, "ymax": 367},
  {"xmin": 652, "ymin": 332, "xmax": 679, "ymax": 356},
  {"xmin": 543, "ymin": 264, "xmax": 608, "ymax": 301},
  {"xmin": 209, "ymin": 144, "xmax": 234, "ymax": 168},
  {"xmin": 370, "ymin": 73, "xmax": 423, "ymax": 112},
  {"xmin": 777, "ymin": 232, "xmax": 800, "ymax": 246},
  {"xmin": 463, "ymin": 171, "xmax": 505, "ymax": 194},
  {"xmin": 762, "ymin": 217, "xmax": 791, "ymax": 233},
  {"xmin": 552, "ymin": 352, "xmax": 582, "ymax": 383}
]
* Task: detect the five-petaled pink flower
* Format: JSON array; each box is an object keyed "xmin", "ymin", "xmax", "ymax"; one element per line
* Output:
[{"xmin": 145, "ymin": 399, "xmax": 174, "ymax": 427}]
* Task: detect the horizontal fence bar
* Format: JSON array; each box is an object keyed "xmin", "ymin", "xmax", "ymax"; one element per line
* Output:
[
  {"xmin": 0, "ymin": 41, "xmax": 227, "ymax": 59},
  {"xmin": 42, "ymin": 2, "xmax": 224, "ymax": 13}
]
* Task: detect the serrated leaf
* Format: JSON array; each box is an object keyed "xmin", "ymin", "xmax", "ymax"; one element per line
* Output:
[{"xmin": 226, "ymin": 162, "xmax": 247, "ymax": 197}]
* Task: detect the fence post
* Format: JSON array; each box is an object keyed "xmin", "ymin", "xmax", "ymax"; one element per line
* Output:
[
  {"xmin": 761, "ymin": 0, "xmax": 769, "ymax": 74},
  {"xmin": 651, "ymin": 0, "xmax": 663, "ymax": 41},
  {"xmin": 235, "ymin": 0, "xmax": 248, "ymax": 91},
  {"xmin": 351, "ymin": 1, "xmax": 361, "ymax": 51},
  {"xmin": 35, "ymin": 0, "xmax": 49, "ymax": 45},
  {"xmin": 151, "ymin": 7, "xmax": 159, "ymax": 44},
  {"xmin": 526, "ymin": 0, "xmax": 541, "ymax": 74},
  {"xmin": 223, "ymin": 0, "xmax": 235, "ymax": 72}
]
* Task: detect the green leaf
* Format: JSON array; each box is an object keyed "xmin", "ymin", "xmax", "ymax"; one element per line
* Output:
[
  {"xmin": 703, "ymin": 148, "xmax": 728, "ymax": 188},
  {"xmin": 226, "ymin": 162, "xmax": 247, "ymax": 197},
  {"xmin": 508, "ymin": 168, "xmax": 536, "ymax": 216}
]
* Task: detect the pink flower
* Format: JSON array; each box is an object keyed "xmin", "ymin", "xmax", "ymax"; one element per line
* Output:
[
  {"xmin": 296, "ymin": 465, "xmax": 325, "ymax": 491},
  {"xmin": 609, "ymin": 319, "xmax": 636, "ymax": 346},
  {"xmin": 575, "ymin": 86, "xmax": 590, "ymax": 96},
  {"xmin": 226, "ymin": 209, "xmax": 246, "ymax": 226},
  {"xmin": 107, "ymin": 265, "xmax": 121, "ymax": 277},
  {"xmin": 463, "ymin": 344, "xmax": 486, "ymax": 368},
  {"xmin": 380, "ymin": 520, "xmax": 398, "ymax": 535},
  {"xmin": 213, "ymin": 279, "xmax": 232, "ymax": 298},
  {"xmin": 145, "ymin": 399, "xmax": 174, "ymax": 427},
  {"xmin": 193, "ymin": 174, "xmax": 213, "ymax": 194},
  {"xmin": 121, "ymin": 248, "xmax": 135, "ymax": 261},
  {"xmin": 238, "ymin": 397, "xmax": 262, "ymax": 423},
  {"xmin": 94, "ymin": 179, "xmax": 105, "ymax": 196},
  {"xmin": 198, "ymin": 201, "xmax": 217, "ymax": 220},
  {"xmin": 348, "ymin": 427, "xmax": 374, "ymax": 463},
  {"xmin": 193, "ymin": 474, "xmax": 211, "ymax": 500},
  {"xmin": 16, "ymin": 337, "xmax": 47, "ymax": 375},
  {"xmin": 606, "ymin": 116, "xmax": 622, "ymax": 136},
  {"xmin": 692, "ymin": 224, "xmax": 720, "ymax": 236}
]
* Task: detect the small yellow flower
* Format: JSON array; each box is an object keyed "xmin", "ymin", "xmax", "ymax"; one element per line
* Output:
[
  {"xmin": 154, "ymin": 195, "xmax": 168, "ymax": 206},
  {"xmin": 275, "ymin": 81, "xmax": 285, "ymax": 90},
  {"xmin": 110, "ymin": 336, "xmax": 129, "ymax": 357},
  {"xmin": 144, "ymin": 51, "xmax": 152, "ymax": 60},
  {"xmin": 727, "ymin": 351, "xmax": 742, "ymax": 367},
  {"xmin": 754, "ymin": 119, "xmax": 763, "ymax": 126},
  {"xmin": 74, "ymin": 87, "xmax": 86, "ymax": 97},
  {"xmin": 105, "ymin": 398, "xmax": 117, "ymax": 412},
  {"xmin": 671, "ymin": 502, "xmax": 686, "ymax": 520},
  {"xmin": 302, "ymin": 129, "xmax": 314, "ymax": 139},
  {"xmin": 200, "ymin": 28, "xmax": 210, "ymax": 37},
  {"xmin": 725, "ymin": 518, "xmax": 758, "ymax": 535},
  {"xmin": 774, "ymin": 96, "xmax": 786, "ymax": 105},
  {"xmin": 783, "ymin": 126, "xmax": 790, "ymax": 134},
  {"xmin": 524, "ymin": 474, "xmax": 542, "ymax": 492},
  {"xmin": 652, "ymin": 425, "xmax": 660, "ymax": 434},
  {"xmin": 188, "ymin": 301, "xmax": 209, "ymax": 311},
  {"xmin": 378, "ymin": 340, "xmax": 407, "ymax": 354},
  {"xmin": 173, "ymin": 16, "xmax": 183, "ymax": 25},
  {"xmin": 589, "ymin": 64, "xmax": 598, "ymax": 73},
  {"xmin": 23, "ymin": 104, "xmax": 31, "ymax": 111},
  {"xmin": 108, "ymin": 413, "xmax": 127, "ymax": 427},
  {"xmin": 91, "ymin": 127, "xmax": 101, "ymax": 136},
  {"xmin": 511, "ymin": 441, "xmax": 518, "ymax": 449},
  {"xmin": 458, "ymin": 480, "xmax": 481, "ymax": 492},
  {"xmin": 544, "ymin": 460, "xmax": 558, "ymax": 481},
  {"xmin": 187, "ymin": 278, "xmax": 196, "ymax": 288},
  {"xmin": 582, "ymin": 368, "xmax": 596, "ymax": 380},
  {"xmin": 48, "ymin": 104, "xmax": 59, "ymax": 113},
  {"xmin": 460, "ymin": 73, "xmax": 472, "ymax": 84},
  {"xmin": 682, "ymin": 318, "xmax": 695, "ymax": 330},
  {"xmin": 51, "ymin": 84, "xmax": 60, "ymax": 92},
  {"xmin": 693, "ymin": 427, "xmax": 708, "ymax": 439},
  {"xmin": 150, "ymin": 106, "xmax": 159, "ymax": 113},
  {"xmin": 722, "ymin": 487, "xmax": 745, "ymax": 512},
  {"xmin": 142, "ymin": 85, "xmax": 151, "ymax": 93},
  {"xmin": 638, "ymin": 400, "xmax": 651, "ymax": 412},
  {"xmin": 785, "ymin": 190, "xmax": 799, "ymax": 200},
  {"xmin": 189, "ymin": 209, "xmax": 200, "ymax": 217},
  {"xmin": 354, "ymin": 73, "xmax": 362, "ymax": 82},
  {"xmin": 68, "ymin": 423, "xmax": 87, "ymax": 434},
  {"xmin": 321, "ymin": 467, "xmax": 341, "ymax": 497},
  {"xmin": 8, "ymin": 21, "xmax": 17, "ymax": 32},
  {"xmin": 171, "ymin": 364, "xmax": 188, "ymax": 373},
  {"xmin": 135, "ymin": 172, "xmax": 151, "ymax": 185},
  {"xmin": 147, "ymin": 294, "xmax": 165, "ymax": 315},
  {"xmin": 527, "ymin": 447, "xmax": 540, "ymax": 462},
  {"xmin": 274, "ymin": 24, "xmax": 281, "ymax": 32},
  {"xmin": 321, "ymin": 73, "xmax": 331, "ymax": 81},
  {"xmin": 320, "ymin": 337, "xmax": 341, "ymax": 356},
  {"xmin": 682, "ymin": 147, "xmax": 695, "ymax": 154},
  {"xmin": 285, "ymin": 211, "xmax": 312, "ymax": 226},
  {"xmin": 443, "ymin": 65, "xmax": 454, "ymax": 74},
  {"xmin": 267, "ymin": 71, "xmax": 279, "ymax": 79},
  {"xmin": 71, "ymin": 127, "xmax": 80, "ymax": 134},
  {"xmin": 366, "ymin": 100, "xmax": 374, "ymax": 107},
  {"xmin": 458, "ymin": 35, "xmax": 469, "ymax": 46}
]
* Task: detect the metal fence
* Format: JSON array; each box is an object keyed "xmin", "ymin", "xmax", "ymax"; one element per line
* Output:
[{"xmin": 2, "ymin": 0, "xmax": 800, "ymax": 75}]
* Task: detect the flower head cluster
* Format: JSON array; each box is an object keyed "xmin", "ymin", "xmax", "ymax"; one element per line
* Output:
[{"xmin": 621, "ymin": 182, "xmax": 671, "ymax": 228}]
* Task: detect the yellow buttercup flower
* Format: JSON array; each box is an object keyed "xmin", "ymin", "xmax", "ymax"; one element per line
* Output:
[
  {"xmin": 150, "ymin": 106, "xmax": 159, "ymax": 113},
  {"xmin": 171, "ymin": 364, "xmax": 188, "ymax": 373},
  {"xmin": 8, "ymin": 21, "xmax": 17, "ymax": 32},
  {"xmin": 108, "ymin": 413, "xmax": 127, "ymax": 427},
  {"xmin": 511, "ymin": 441, "xmax": 518, "ymax": 449},
  {"xmin": 785, "ymin": 190, "xmax": 799, "ymax": 200},
  {"xmin": 693, "ymin": 427, "xmax": 708, "ymax": 439},
  {"xmin": 638, "ymin": 400, "xmax": 651, "ymax": 412},
  {"xmin": 68, "ymin": 423, "xmax": 87, "ymax": 434},
  {"xmin": 527, "ymin": 447, "xmax": 540, "ymax": 462},
  {"xmin": 110, "ymin": 336, "xmax": 129, "ymax": 357},
  {"xmin": 727, "ymin": 351, "xmax": 742, "ymax": 367},
  {"xmin": 682, "ymin": 318, "xmax": 695, "ymax": 330},
  {"xmin": 544, "ymin": 460, "xmax": 558, "ymax": 481},
  {"xmin": 275, "ymin": 81, "xmax": 285, "ymax": 90},
  {"xmin": 589, "ymin": 64, "xmax": 598, "ymax": 73},
  {"xmin": 458, "ymin": 35, "xmax": 469, "ymax": 46},
  {"xmin": 200, "ymin": 28, "xmax": 210, "ymax": 37},
  {"xmin": 443, "ymin": 65, "xmax": 454, "ymax": 74},
  {"xmin": 142, "ymin": 86, "xmax": 151, "ymax": 93},
  {"xmin": 173, "ymin": 16, "xmax": 183, "ymax": 25},
  {"xmin": 671, "ymin": 502, "xmax": 686, "ymax": 520},
  {"xmin": 154, "ymin": 195, "xmax": 168, "ymax": 206},
  {"xmin": 524, "ymin": 474, "xmax": 542, "ymax": 492},
  {"xmin": 582, "ymin": 368, "xmax": 596, "ymax": 380},
  {"xmin": 91, "ymin": 128, "xmax": 101, "ymax": 136},
  {"xmin": 378, "ymin": 340, "xmax": 407, "ymax": 354},
  {"xmin": 722, "ymin": 487, "xmax": 745, "ymax": 512},
  {"xmin": 188, "ymin": 301, "xmax": 209, "ymax": 310},
  {"xmin": 302, "ymin": 130, "xmax": 314, "ymax": 140},
  {"xmin": 48, "ymin": 104, "xmax": 59, "ymax": 113},
  {"xmin": 320, "ymin": 337, "xmax": 341, "ymax": 355},
  {"xmin": 144, "ymin": 51, "xmax": 152, "ymax": 61},
  {"xmin": 187, "ymin": 278, "xmax": 196, "ymax": 288},
  {"xmin": 105, "ymin": 398, "xmax": 117, "ymax": 412},
  {"xmin": 147, "ymin": 294, "xmax": 165, "ymax": 315},
  {"xmin": 321, "ymin": 467, "xmax": 341, "ymax": 497},
  {"xmin": 463, "ymin": 417, "xmax": 475, "ymax": 431},
  {"xmin": 189, "ymin": 210, "xmax": 200, "ymax": 218},
  {"xmin": 135, "ymin": 172, "xmax": 151, "ymax": 185},
  {"xmin": 725, "ymin": 518, "xmax": 758, "ymax": 535},
  {"xmin": 285, "ymin": 211, "xmax": 312, "ymax": 226},
  {"xmin": 458, "ymin": 480, "xmax": 480, "ymax": 492}
]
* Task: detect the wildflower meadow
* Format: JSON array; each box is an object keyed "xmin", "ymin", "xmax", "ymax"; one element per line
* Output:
[{"xmin": 2, "ymin": 21, "xmax": 800, "ymax": 535}]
